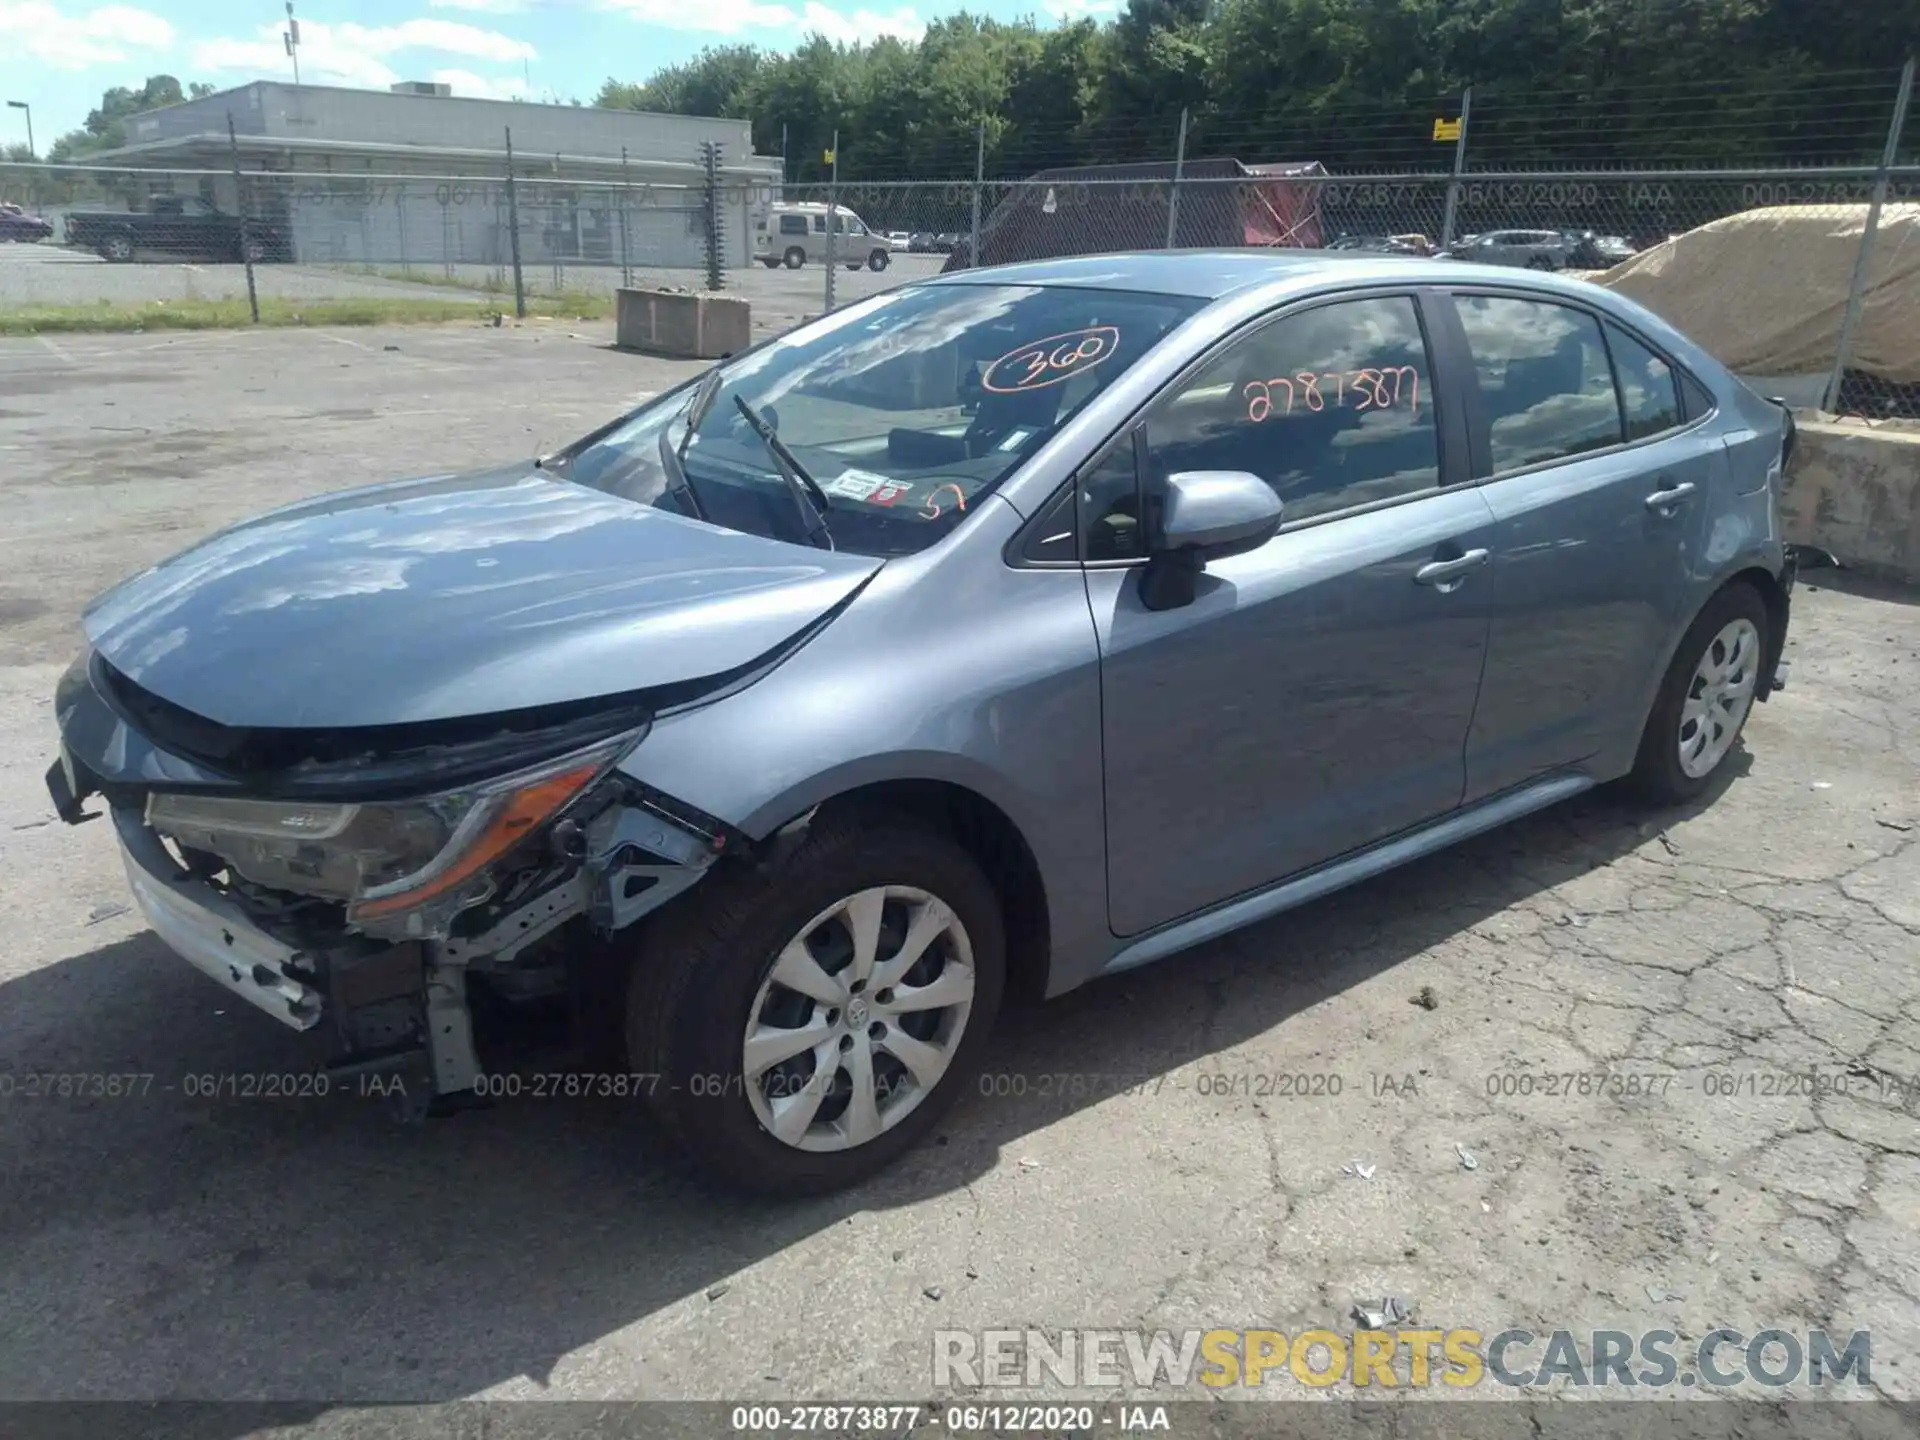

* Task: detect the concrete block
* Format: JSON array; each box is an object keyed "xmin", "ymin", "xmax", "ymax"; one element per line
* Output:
[
  {"xmin": 615, "ymin": 289, "xmax": 750, "ymax": 360},
  {"xmin": 1781, "ymin": 420, "xmax": 1920, "ymax": 587}
]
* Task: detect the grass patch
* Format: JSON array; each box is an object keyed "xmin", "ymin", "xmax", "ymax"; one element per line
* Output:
[{"xmin": 0, "ymin": 289, "xmax": 615, "ymax": 336}]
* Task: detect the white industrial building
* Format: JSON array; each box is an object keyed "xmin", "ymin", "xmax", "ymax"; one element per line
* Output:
[{"xmin": 79, "ymin": 81, "xmax": 784, "ymax": 271}]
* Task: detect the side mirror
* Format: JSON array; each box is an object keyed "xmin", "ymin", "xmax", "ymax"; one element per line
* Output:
[{"xmin": 1140, "ymin": 471, "xmax": 1283, "ymax": 612}]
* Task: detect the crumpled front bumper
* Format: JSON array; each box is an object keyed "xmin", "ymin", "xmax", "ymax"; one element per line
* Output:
[{"xmin": 113, "ymin": 807, "xmax": 326, "ymax": 1032}]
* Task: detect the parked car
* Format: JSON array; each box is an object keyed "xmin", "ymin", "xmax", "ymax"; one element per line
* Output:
[
  {"xmin": 64, "ymin": 195, "xmax": 288, "ymax": 263},
  {"xmin": 1441, "ymin": 228, "xmax": 1573, "ymax": 269},
  {"xmin": 0, "ymin": 201, "xmax": 54, "ymax": 242},
  {"xmin": 1325, "ymin": 232, "xmax": 1430, "ymax": 256},
  {"xmin": 753, "ymin": 201, "xmax": 891, "ymax": 271},
  {"xmin": 882, "ymin": 230, "xmax": 912, "ymax": 252},
  {"xmin": 49, "ymin": 251, "xmax": 1797, "ymax": 1195},
  {"xmin": 1563, "ymin": 230, "xmax": 1639, "ymax": 269}
]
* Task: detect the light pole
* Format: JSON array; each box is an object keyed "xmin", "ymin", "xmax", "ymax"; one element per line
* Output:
[
  {"xmin": 5, "ymin": 101, "xmax": 31, "ymax": 159},
  {"xmin": 283, "ymin": 3, "xmax": 302, "ymax": 86}
]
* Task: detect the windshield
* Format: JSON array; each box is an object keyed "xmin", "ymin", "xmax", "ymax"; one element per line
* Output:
[{"xmin": 557, "ymin": 282, "xmax": 1205, "ymax": 557}]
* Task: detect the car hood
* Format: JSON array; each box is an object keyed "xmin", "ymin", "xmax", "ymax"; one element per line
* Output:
[{"xmin": 83, "ymin": 467, "xmax": 882, "ymax": 729}]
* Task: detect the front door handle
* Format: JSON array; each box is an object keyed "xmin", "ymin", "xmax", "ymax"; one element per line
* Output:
[
  {"xmin": 1414, "ymin": 548, "xmax": 1490, "ymax": 589},
  {"xmin": 1644, "ymin": 480, "xmax": 1698, "ymax": 514}
]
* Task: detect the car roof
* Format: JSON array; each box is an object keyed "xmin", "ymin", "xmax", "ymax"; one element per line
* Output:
[{"xmin": 925, "ymin": 247, "xmax": 1603, "ymax": 301}]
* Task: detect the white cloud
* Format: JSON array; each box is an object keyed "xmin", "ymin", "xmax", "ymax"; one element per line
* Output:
[
  {"xmin": 600, "ymin": 0, "xmax": 922, "ymax": 42},
  {"xmin": 427, "ymin": 0, "xmax": 530, "ymax": 11},
  {"xmin": 430, "ymin": 67, "xmax": 531, "ymax": 100},
  {"xmin": 1043, "ymin": 0, "xmax": 1118, "ymax": 16},
  {"xmin": 192, "ymin": 18, "xmax": 536, "ymax": 91},
  {"xmin": 0, "ymin": 0, "xmax": 173, "ymax": 69}
]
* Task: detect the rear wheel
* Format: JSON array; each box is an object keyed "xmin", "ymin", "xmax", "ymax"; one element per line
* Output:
[
  {"xmin": 240, "ymin": 237, "xmax": 267, "ymax": 264},
  {"xmin": 627, "ymin": 809, "xmax": 1005, "ymax": 1195},
  {"xmin": 102, "ymin": 232, "xmax": 135, "ymax": 263},
  {"xmin": 1629, "ymin": 582, "xmax": 1770, "ymax": 804},
  {"xmin": 1526, "ymin": 255, "xmax": 1556, "ymax": 270}
]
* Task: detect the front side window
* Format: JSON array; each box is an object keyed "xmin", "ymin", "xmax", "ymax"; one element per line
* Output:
[
  {"xmin": 557, "ymin": 283, "xmax": 1204, "ymax": 558},
  {"xmin": 1452, "ymin": 294, "xmax": 1623, "ymax": 472},
  {"xmin": 1605, "ymin": 323, "xmax": 1681, "ymax": 440},
  {"xmin": 1140, "ymin": 294, "xmax": 1442, "ymax": 525}
]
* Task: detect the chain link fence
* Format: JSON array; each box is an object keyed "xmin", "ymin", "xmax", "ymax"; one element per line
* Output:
[{"xmin": 1, "ymin": 64, "xmax": 1914, "ymax": 418}]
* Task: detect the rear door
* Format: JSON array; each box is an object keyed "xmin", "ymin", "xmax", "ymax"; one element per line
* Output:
[
  {"xmin": 1444, "ymin": 290, "xmax": 1718, "ymax": 800},
  {"xmin": 1089, "ymin": 289, "xmax": 1498, "ymax": 936}
]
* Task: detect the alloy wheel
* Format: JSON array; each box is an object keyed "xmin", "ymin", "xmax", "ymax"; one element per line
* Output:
[
  {"xmin": 1678, "ymin": 617, "xmax": 1760, "ymax": 778},
  {"xmin": 741, "ymin": 885, "xmax": 976, "ymax": 1152}
]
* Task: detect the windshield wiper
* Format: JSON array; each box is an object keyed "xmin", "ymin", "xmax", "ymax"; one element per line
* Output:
[
  {"xmin": 657, "ymin": 368, "xmax": 725, "ymax": 521},
  {"xmin": 732, "ymin": 394, "xmax": 834, "ymax": 550}
]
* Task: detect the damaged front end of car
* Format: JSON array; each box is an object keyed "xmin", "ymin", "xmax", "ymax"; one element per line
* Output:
[{"xmin": 49, "ymin": 650, "xmax": 750, "ymax": 1109}]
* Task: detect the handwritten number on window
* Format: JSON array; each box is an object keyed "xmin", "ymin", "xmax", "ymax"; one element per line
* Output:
[
  {"xmin": 1243, "ymin": 367, "xmax": 1420, "ymax": 423},
  {"xmin": 983, "ymin": 326, "xmax": 1121, "ymax": 394}
]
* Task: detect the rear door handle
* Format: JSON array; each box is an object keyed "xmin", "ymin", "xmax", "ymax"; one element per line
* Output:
[
  {"xmin": 1644, "ymin": 480, "xmax": 1698, "ymax": 514},
  {"xmin": 1413, "ymin": 548, "xmax": 1490, "ymax": 588}
]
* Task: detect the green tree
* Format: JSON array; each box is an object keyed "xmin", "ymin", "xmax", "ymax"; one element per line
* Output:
[{"xmin": 47, "ymin": 75, "xmax": 213, "ymax": 161}]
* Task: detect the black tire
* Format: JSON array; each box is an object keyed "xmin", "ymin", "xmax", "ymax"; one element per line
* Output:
[
  {"xmin": 1628, "ymin": 581, "xmax": 1771, "ymax": 805},
  {"xmin": 783, "ymin": 246, "xmax": 805, "ymax": 270},
  {"xmin": 102, "ymin": 233, "xmax": 135, "ymax": 263},
  {"xmin": 240, "ymin": 238, "xmax": 267, "ymax": 264},
  {"xmin": 1526, "ymin": 255, "xmax": 1556, "ymax": 270},
  {"xmin": 627, "ymin": 807, "xmax": 1006, "ymax": 1196},
  {"xmin": 868, "ymin": 249, "xmax": 889, "ymax": 272},
  {"xmin": 759, "ymin": 257, "xmax": 780, "ymax": 268}
]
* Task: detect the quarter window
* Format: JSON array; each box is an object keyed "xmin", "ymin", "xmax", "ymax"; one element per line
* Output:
[
  {"xmin": 1452, "ymin": 295, "xmax": 1623, "ymax": 472},
  {"xmin": 1606, "ymin": 323, "xmax": 1682, "ymax": 440},
  {"xmin": 1141, "ymin": 294, "xmax": 1441, "ymax": 525}
]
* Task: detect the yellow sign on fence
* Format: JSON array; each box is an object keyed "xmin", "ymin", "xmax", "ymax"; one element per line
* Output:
[{"xmin": 1432, "ymin": 118, "xmax": 1462, "ymax": 142}]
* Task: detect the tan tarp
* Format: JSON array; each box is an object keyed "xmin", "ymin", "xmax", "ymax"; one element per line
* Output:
[{"xmin": 1595, "ymin": 203, "xmax": 1920, "ymax": 384}]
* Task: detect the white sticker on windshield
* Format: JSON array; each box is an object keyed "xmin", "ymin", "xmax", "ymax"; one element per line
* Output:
[{"xmin": 825, "ymin": 467, "xmax": 892, "ymax": 500}]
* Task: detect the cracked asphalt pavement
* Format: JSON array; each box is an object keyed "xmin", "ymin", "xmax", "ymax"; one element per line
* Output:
[{"xmin": 0, "ymin": 324, "xmax": 1916, "ymax": 1415}]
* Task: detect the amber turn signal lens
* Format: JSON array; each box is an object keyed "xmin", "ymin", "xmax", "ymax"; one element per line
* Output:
[{"xmin": 351, "ymin": 760, "xmax": 603, "ymax": 920}]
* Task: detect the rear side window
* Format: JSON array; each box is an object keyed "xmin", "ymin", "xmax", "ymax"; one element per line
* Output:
[
  {"xmin": 1452, "ymin": 295, "xmax": 1622, "ymax": 472},
  {"xmin": 778, "ymin": 215, "xmax": 808, "ymax": 236},
  {"xmin": 1605, "ymin": 323, "xmax": 1681, "ymax": 439}
]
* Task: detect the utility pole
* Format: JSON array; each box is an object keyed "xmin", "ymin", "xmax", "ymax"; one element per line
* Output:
[{"xmin": 283, "ymin": 2, "xmax": 302, "ymax": 86}]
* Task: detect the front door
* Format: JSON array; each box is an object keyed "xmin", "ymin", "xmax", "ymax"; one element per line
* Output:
[
  {"xmin": 1090, "ymin": 291, "xmax": 1498, "ymax": 937},
  {"xmin": 1446, "ymin": 292, "xmax": 1714, "ymax": 799}
]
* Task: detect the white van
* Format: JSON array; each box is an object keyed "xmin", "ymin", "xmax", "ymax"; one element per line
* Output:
[{"xmin": 754, "ymin": 201, "xmax": 892, "ymax": 272}]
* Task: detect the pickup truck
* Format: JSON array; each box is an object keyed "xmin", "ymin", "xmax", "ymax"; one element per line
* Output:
[{"xmin": 65, "ymin": 196, "xmax": 290, "ymax": 263}]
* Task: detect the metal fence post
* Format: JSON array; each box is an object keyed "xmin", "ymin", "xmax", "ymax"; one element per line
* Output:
[
  {"xmin": 971, "ymin": 120, "xmax": 985, "ymax": 268},
  {"xmin": 1823, "ymin": 56, "xmax": 1914, "ymax": 413},
  {"xmin": 619, "ymin": 146, "xmax": 633, "ymax": 288},
  {"xmin": 1440, "ymin": 87, "xmax": 1473, "ymax": 250},
  {"xmin": 503, "ymin": 126, "xmax": 527, "ymax": 319},
  {"xmin": 226, "ymin": 113, "xmax": 260, "ymax": 324},
  {"xmin": 700, "ymin": 140, "xmax": 725, "ymax": 291},
  {"xmin": 1164, "ymin": 108, "xmax": 1188, "ymax": 249},
  {"xmin": 824, "ymin": 128, "xmax": 840, "ymax": 312}
]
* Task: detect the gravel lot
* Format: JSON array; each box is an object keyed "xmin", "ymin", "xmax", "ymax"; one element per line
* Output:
[
  {"xmin": 1, "ymin": 325, "xmax": 1917, "ymax": 1423},
  {"xmin": 0, "ymin": 241, "xmax": 941, "ymax": 328}
]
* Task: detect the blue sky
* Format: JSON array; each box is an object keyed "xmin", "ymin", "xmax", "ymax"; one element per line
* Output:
[{"xmin": 0, "ymin": 0, "xmax": 1107, "ymax": 151}]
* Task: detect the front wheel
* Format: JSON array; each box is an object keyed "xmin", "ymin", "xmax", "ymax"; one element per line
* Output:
[
  {"xmin": 101, "ymin": 233, "xmax": 135, "ymax": 263},
  {"xmin": 868, "ymin": 249, "xmax": 889, "ymax": 272},
  {"xmin": 1629, "ymin": 582, "xmax": 1771, "ymax": 804},
  {"xmin": 783, "ymin": 246, "xmax": 805, "ymax": 270},
  {"xmin": 627, "ymin": 809, "xmax": 1005, "ymax": 1195}
]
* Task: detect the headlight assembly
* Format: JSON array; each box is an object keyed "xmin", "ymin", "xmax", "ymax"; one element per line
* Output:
[{"xmin": 144, "ymin": 732, "xmax": 635, "ymax": 934}]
